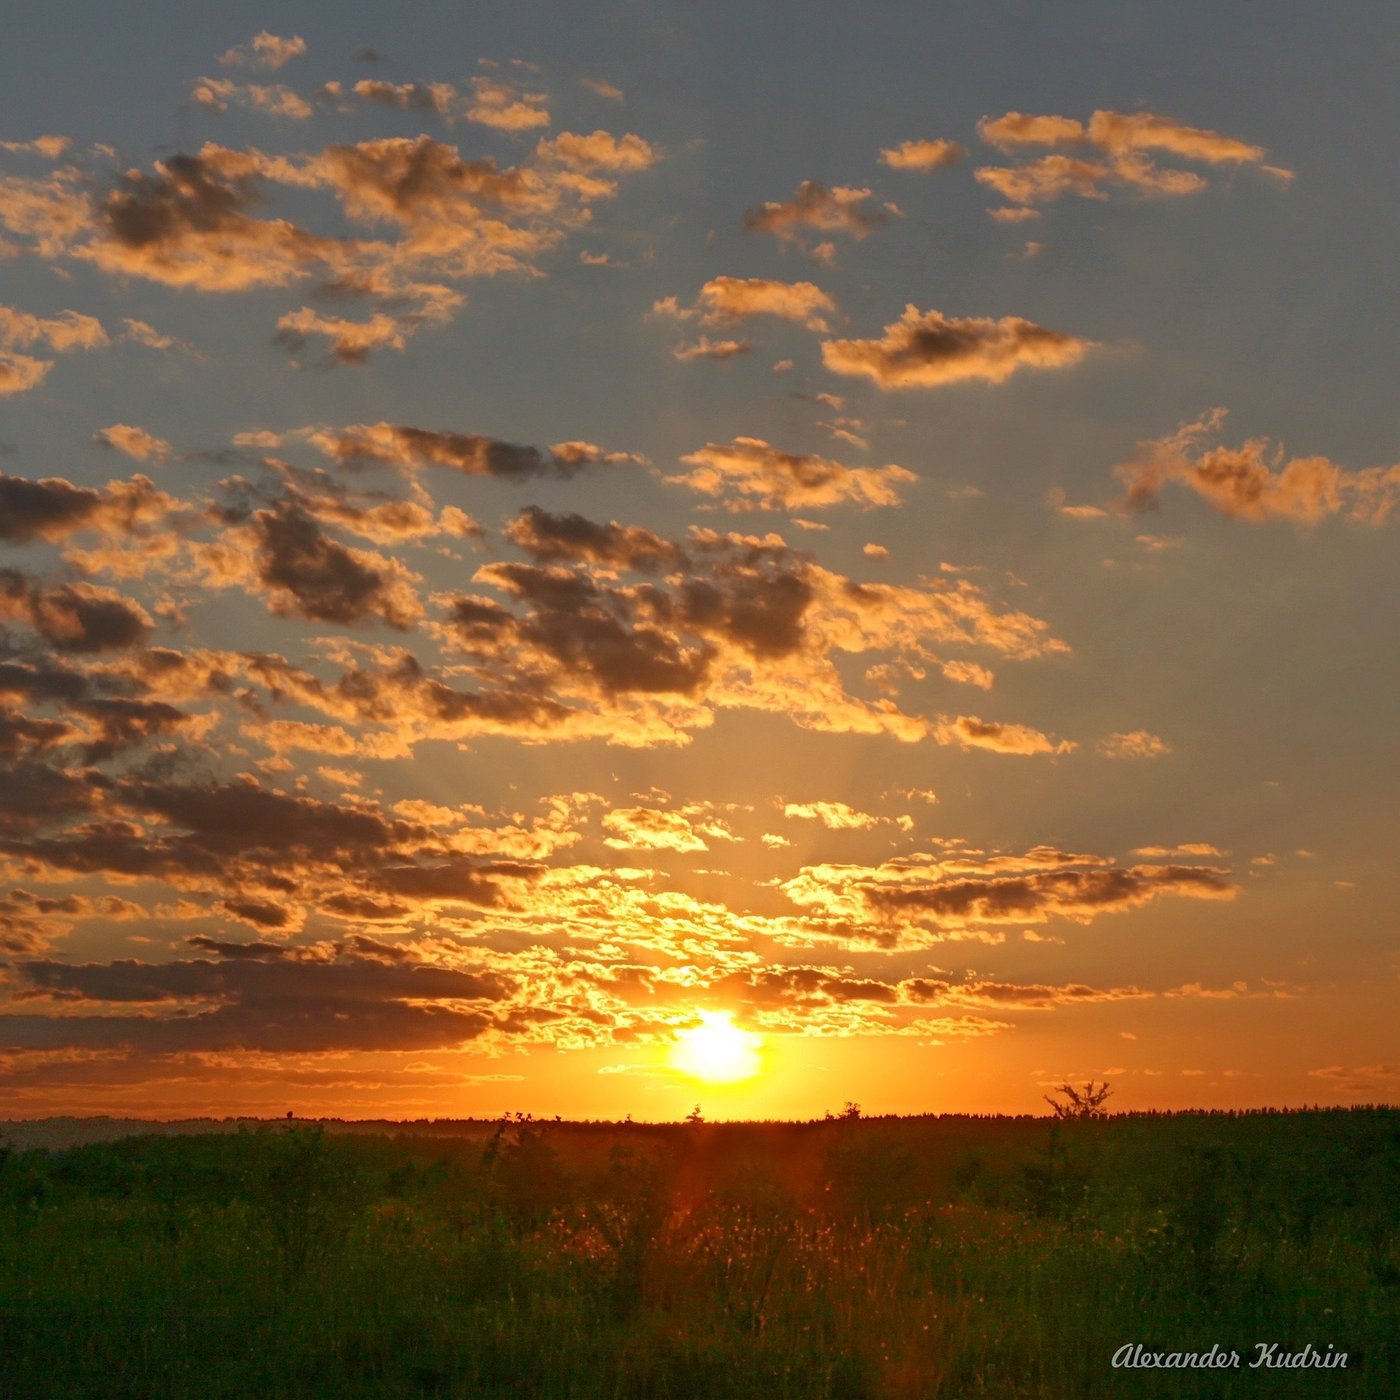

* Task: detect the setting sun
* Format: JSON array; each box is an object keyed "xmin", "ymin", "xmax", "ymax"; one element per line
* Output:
[{"xmin": 668, "ymin": 1013, "xmax": 763, "ymax": 1084}]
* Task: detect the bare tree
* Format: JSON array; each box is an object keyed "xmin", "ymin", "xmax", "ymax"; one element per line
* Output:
[{"xmin": 1044, "ymin": 1081, "xmax": 1113, "ymax": 1120}]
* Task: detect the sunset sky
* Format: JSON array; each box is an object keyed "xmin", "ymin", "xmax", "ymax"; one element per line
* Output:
[{"xmin": 2, "ymin": 3, "xmax": 1396, "ymax": 1121}]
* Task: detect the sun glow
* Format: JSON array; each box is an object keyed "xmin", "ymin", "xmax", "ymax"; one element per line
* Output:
[{"xmin": 668, "ymin": 1012, "xmax": 763, "ymax": 1084}]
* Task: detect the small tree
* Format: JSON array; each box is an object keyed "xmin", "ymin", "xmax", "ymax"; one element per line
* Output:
[{"xmin": 1044, "ymin": 1080, "xmax": 1113, "ymax": 1120}]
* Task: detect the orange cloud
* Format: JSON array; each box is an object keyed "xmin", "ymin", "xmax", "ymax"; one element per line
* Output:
[
  {"xmin": 0, "ymin": 472, "xmax": 175, "ymax": 543},
  {"xmin": 274, "ymin": 307, "xmax": 409, "ymax": 364},
  {"xmin": 0, "ymin": 572, "xmax": 154, "ymax": 653},
  {"xmin": 219, "ymin": 31, "xmax": 307, "ymax": 70},
  {"xmin": 935, "ymin": 714, "xmax": 1075, "ymax": 756},
  {"xmin": 79, "ymin": 148, "xmax": 333, "ymax": 291},
  {"xmin": 1085, "ymin": 110, "xmax": 1265, "ymax": 163},
  {"xmin": 293, "ymin": 519, "xmax": 1064, "ymax": 751},
  {"xmin": 4, "ymin": 132, "xmax": 654, "ymax": 352},
  {"xmin": 975, "ymin": 155, "xmax": 1123, "ymax": 206},
  {"xmin": 1114, "ymin": 411, "xmax": 1400, "ymax": 525},
  {"xmin": 672, "ymin": 336, "xmax": 750, "ymax": 361},
  {"xmin": 671, "ymin": 437, "xmax": 915, "ymax": 511},
  {"xmin": 350, "ymin": 80, "xmax": 464, "ymax": 119},
  {"xmin": 1098, "ymin": 730, "xmax": 1171, "ymax": 759},
  {"xmin": 976, "ymin": 109, "xmax": 1279, "ymax": 209},
  {"xmin": 783, "ymin": 801, "xmax": 880, "ymax": 830},
  {"xmin": 978, "ymin": 113, "xmax": 1089, "ymax": 149},
  {"xmin": 580, "ymin": 77, "xmax": 623, "ymax": 101},
  {"xmin": 695, "ymin": 276, "xmax": 836, "ymax": 331},
  {"xmin": 0, "ymin": 352, "xmax": 50, "ymax": 394},
  {"xmin": 94, "ymin": 425, "xmax": 172, "ymax": 462},
  {"xmin": 200, "ymin": 499, "xmax": 423, "ymax": 629},
  {"xmin": 0, "ymin": 136, "xmax": 71, "ymax": 159},
  {"xmin": 822, "ymin": 305, "xmax": 1092, "ymax": 389},
  {"xmin": 879, "ymin": 138, "xmax": 965, "ymax": 171},
  {"xmin": 0, "ymin": 168, "xmax": 91, "ymax": 257},
  {"xmin": 192, "ymin": 78, "xmax": 313, "ymax": 119},
  {"xmin": 601, "ymin": 806, "xmax": 738, "ymax": 852},
  {"xmin": 744, "ymin": 180, "xmax": 883, "ymax": 245},
  {"xmin": 535, "ymin": 130, "xmax": 660, "ymax": 171},
  {"xmin": 306, "ymin": 422, "xmax": 644, "ymax": 477},
  {"xmin": 0, "ymin": 304, "xmax": 107, "ymax": 352},
  {"xmin": 466, "ymin": 76, "xmax": 549, "ymax": 131}
]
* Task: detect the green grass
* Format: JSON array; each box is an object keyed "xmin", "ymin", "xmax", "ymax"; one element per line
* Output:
[{"xmin": 1, "ymin": 1109, "xmax": 1396, "ymax": 1397}]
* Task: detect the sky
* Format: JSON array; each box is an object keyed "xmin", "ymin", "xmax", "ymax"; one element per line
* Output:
[{"xmin": 1, "ymin": 2, "xmax": 1397, "ymax": 1121}]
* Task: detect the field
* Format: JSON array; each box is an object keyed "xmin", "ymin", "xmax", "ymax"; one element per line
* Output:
[{"xmin": 1, "ymin": 1108, "xmax": 1396, "ymax": 1398}]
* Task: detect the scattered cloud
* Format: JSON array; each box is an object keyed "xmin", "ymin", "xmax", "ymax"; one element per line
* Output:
[
  {"xmin": 536, "ymin": 131, "xmax": 660, "ymax": 172},
  {"xmin": 744, "ymin": 180, "xmax": 883, "ymax": 250},
  {"xmin": 0, "ymin": 352, "xmax": 51, "ymax": 395},
  {"xmin": 580, "ymin": 77, "xmax": 624, "ymax": 101},
  {"xmin": 602, "ymin": 805, "xmax": 738, "ymax": 852},
  {"xmin": 218, "ymin": 31, "xmax": 307, "ymax": 71},
  {"xmin": 0, "ymin": 471, "xmax": 175, "ymax": 543},
  {"xmin": 306, "ymin": 422, "xmax": 644, "ymax": 478},
  {"xmin": 275, "ymin": 307, "xmax": 410, "ymax": 364},
  {"xmin": 1114, "ymin": 410, "xmax": 1400, "ymax": 525},
  {"xmin": 879, "ymin": 138, "xmax": 965, "ymax": 172},
  {"xmin": 693, "ymin": 276, "xmax": 836, "ymax": 332},
  {"xmin": 466, "ymin": 76, "xmax": 549, "ymax": 131},
  {"xmin": 822, "ymin": 305, "xmax": 1092, "ymax": 389},
  {"xmin": 783, "ymin": 801, "xmax": 880, "ymax": 830},
  {"xmin": 935, "ymin": 714, "xmax": 1075, "ymax": 756},
  {"xmin": 976, "ymin": 108, "xmax": 1281, "ymax": 212},
  {"xmin": 1098, "ymin": 730, "xmax": 1171, "ymax": 759},
  {"xmin": 670, "ymin": 437, "xmax": 915, "ymax": 511},
  {"xmin": 672, "ymin": 335, "xmax": 751, "ymax": 361},
  {"xmin": 94, "ymin": 425, "xmax": 173, "ymax": 462},
  {"xmin": 0, "ymin": 570, "xmax": 154, "ymax": 652},
  {"xmin": 192, "ymin": 79, "xmax": 314, "ymax": 120}
]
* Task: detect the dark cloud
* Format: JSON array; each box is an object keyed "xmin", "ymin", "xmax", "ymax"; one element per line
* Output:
[
  {"xmin": 221, "ymin": 896, "xmax": 298, "ymax": 929},
  {"xmin": 0, "ymin": 706, "xmax": 72, "ymax": 758},
  {"xmin": 18, "ymin": 950, "xmax": 503, "ymax": 1006},
  {"xmin": 781, "ymin": 848, "xmax": 1237, "ymax": 941},
  {"xmin": 308, "ymin": 422, "xmax": 640, "ymax": 479},
  {"xmin": 949, "ymin": 980, "xmax": 1150, "ymax": 1008},
  {"xmin": 121, "ymin": 775, "xmax": 415, "ymax": 860},
  {"xmin": 447, "ymin": 566, "xmax": 715, "ymax": 697},
  {"xmin": 84, "ymin": 149, "xmax": 329, "ymax": 290},
  {"xmin": 237, "ymin": 500, "xmax": 422, "ymax": 628},
  {"xmin": 0, "ymin": 762, "xmax": 107, "ymax": 833},
  {"xmin": 3, "ymin": 946, "xmax": 504, "ymax": 1053},
  {"xmin": 0, "ymin": 472, "xmax": 172, "ymax": 543},
  {"xmin": 714, "ymin": 966, "xmax": 908, "ymax": 1008},
  {"xmin": 72, "ymin": 697, "xmax": 189, "ymax": 763},
  {"xmin": 864, "ymin": 864, "xmax": 1233, "ymax": 923},
  {"xmin": 0, "ymin": 571, "xmax": 153, "ymax": 652},
  {"xmin": 505, "ymin": 507, "xmax": 683, "ymax": 571},
  {"xmin": 0, "ymin": 475, "xmax": 105, "ymax": 541}
]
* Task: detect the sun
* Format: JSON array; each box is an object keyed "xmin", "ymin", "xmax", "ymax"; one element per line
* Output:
[{"xmin": 668, "ymin": 1011, "xmax": 763, "ymax": 1084}]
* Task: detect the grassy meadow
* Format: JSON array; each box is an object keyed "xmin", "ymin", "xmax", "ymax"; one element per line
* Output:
[{"xmin": 1, "ymin": 1107, "xmax": 1396, "ymax": 1398}]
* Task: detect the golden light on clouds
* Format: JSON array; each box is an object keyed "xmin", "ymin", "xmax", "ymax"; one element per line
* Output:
[{"xmin": 0, "ymin": 8, "xmax": 1392, "ymax": 1121}]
